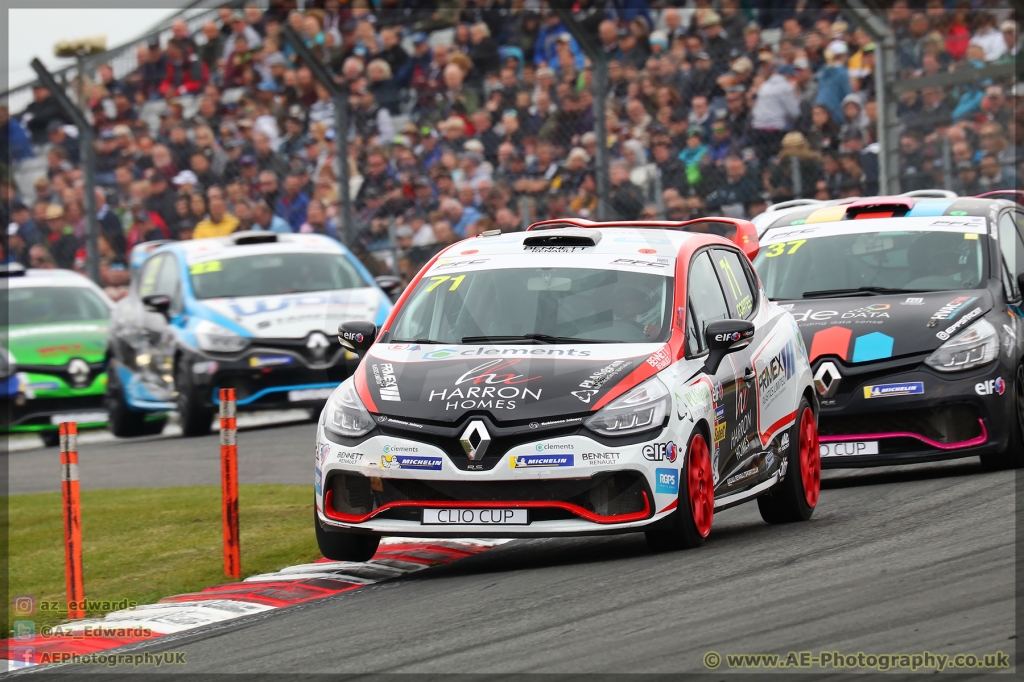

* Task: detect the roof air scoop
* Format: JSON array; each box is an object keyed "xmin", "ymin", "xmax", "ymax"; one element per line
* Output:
[{"xmin": 522, "ymin": 228, "xmax": 602, "ymax": 248}]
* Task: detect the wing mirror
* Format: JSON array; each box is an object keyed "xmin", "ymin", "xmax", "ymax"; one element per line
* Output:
[
  {"xmin": 703, "ymin": 319, "xmax": 756, "ymax": 375},
  {"xmin": 375, "ymin": 275, "xmax": 403, "ymax": 297},
  {"xmin": 142, "ymin": 294, "xmax": 172, "ymax": 319},
  {"xmin": 338, "ymin": 321, "xmax": 378, "ymax": 356},
  {"xmin": 1017, "ymin": 272, "xmax": 1024, "ymax": 296}
]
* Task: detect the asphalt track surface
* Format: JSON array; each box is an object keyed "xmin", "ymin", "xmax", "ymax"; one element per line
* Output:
[
  {"xmin": 17, "ymin": 418, "xmax": 1016, "ymax": 676},
  {"xmin": 6, "ymin": 416, "xmax": 314, "ymax": 495}
]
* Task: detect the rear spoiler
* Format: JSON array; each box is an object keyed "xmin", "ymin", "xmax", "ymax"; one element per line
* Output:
[{"xmin": 526, "ymin": 217, "xmax": 760, "ymax": 260}]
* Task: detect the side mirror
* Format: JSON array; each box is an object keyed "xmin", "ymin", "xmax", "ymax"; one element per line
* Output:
[
  {"xmin": 703, "ymin": 319, "xmax": 756, "ymax": 375},
  {"xmin": 375, "ymin": 275, "xmax": 403, "ymax": 297},
  {"xmin": 338, "ymin": 321, "xmax": 377, "ymax": 355},
  {"xmin": 142, "ymin": 294, "xmax": 172, "ymax": 319},
  {"xmin": 1017, "ymin": 272, "xmax": 1024, "ymax": 297}
]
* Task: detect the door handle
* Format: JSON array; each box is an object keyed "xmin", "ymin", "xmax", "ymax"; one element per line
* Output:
[{"xmin": 742, "ymin": 368, "xmax": 756, "ymax": 382}]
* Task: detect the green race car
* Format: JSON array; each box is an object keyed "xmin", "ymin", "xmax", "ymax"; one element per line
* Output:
[{"xmin": 2, "ymin": 267, "xmax": 125, "ymax": 447}]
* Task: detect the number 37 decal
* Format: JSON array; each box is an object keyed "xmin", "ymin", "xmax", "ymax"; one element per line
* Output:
[{"xmin": 763, "ymin": 240, "xmax": 806, "ymax": 257}]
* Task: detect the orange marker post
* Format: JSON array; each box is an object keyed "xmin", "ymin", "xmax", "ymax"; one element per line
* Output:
[
  {"xmin": 59, "ymin": 422, "xmax": 85, "ymax": 620},
  {"xmin": 219, "ymin": 388, "xmax": 241, "ymax": 579}
]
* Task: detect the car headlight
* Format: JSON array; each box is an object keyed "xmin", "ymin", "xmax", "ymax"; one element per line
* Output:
[
  {"xmin": 325, "ymin": 377, "xmax": 375, "ymax": 437},
  {"xmin": 925, "ymin": 318, "xmax": 999, "ymax": 372},
  {"xmin": 585, "ymin": 376, "xmax": 670, "ymax": 436},
  {"xmin": 195, "ymin": 319, "xmax": 249, "ymax": 353}
]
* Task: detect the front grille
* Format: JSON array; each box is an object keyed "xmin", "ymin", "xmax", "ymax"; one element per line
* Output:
[
  {"xmin": 327, "ymin": 471, "xmax": 650, "ymax": 520},
  {"xmin": 249, "ymin": 337, "xmax": 347, "ymax": 368},
  {"xmin": 820, "ymin": 404, "xmax": 982, "ymax": 444},
  {"xmin": 814, "ymin": 355, "xmax": 929, "ymax": 400},
  {"xmin": 17, "ymin": 362, "xmax": 106, "ymax": 388},
  {"xmin": 375, "ymin": 415, "xmax": 587, "ymax": 471}
]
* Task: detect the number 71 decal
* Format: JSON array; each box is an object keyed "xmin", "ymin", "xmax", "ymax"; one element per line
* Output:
[{"xmin": 425, "ymin": 275, "xmax": 466, "ymax": 292}]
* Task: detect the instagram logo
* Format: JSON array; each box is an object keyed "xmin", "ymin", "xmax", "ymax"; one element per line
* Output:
[{"xmin": 12, "ymin": 595, "xmax": 35, "ymax": 616}]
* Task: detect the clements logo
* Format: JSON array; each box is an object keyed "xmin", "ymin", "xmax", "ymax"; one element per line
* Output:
[
  {"xmin": 382, "ymin": 444, "xmax": 418, "ymax": 453},
  {"xmin": 535, "ymin": 443, "xmax": 574, "ymax": 452},
  {"xmin": 423, "ymin": 347, "xmax": 593, "ymax": 360}
]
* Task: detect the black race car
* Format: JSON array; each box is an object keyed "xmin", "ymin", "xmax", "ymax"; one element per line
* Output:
[{"xmin": 754, "ymin": 195, "xmax": 1024, "ymax": 469}]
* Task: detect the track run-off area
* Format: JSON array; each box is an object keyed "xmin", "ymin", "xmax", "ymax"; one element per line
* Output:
[{"xmin": 5, "ymin": 417, "xmax": 1017, "ymax": 675}]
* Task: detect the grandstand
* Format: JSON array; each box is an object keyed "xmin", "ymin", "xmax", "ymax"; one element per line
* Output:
[{"xmin": 2, "ymin": 1, "xmax": 1020, "ymax": 296}]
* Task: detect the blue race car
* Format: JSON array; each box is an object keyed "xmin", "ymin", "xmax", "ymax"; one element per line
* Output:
[{"xmin": 106, "ymin": 232, "xmax": 395, "ymax": 437}]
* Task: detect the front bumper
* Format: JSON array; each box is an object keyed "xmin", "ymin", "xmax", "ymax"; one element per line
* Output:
[
  {"xmin": 1, "ymin": 371, "xmax": 108, "ymax": 432},
  {"xmin": 816, "ymin": 360, "xmax": 1010, "ymax": 468},
  {"xmin": 314, "ymin": 425, "xmax": 679, "ymax": 537},
  {"xmin": 187, "ymin": 347, "xmax": 361, "ymax": 412}
]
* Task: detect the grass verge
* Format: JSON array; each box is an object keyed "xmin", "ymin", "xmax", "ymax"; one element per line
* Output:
[{"xmin": 7, "ymin": 485, "xmax": 319, "ymax": 632}]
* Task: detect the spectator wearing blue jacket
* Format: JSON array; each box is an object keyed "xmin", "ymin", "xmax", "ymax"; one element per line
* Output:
[
  {"xmin": 252, "ymin": 201, "xmax": 293, "ymax": 234},
  {"xmin": 274, "ymin": 174, "xmax": 310, "ymax": 231},
  {"xmin": 814, "ymin": 43, "xmax": 852, "ymax": 123},
  {"xmin": 534, "ymin": 14, "xmax": 582, "ymax": 68},
  {"xmin": 1, "ymin": 108, "xmax": 34, "ymax": 165}
]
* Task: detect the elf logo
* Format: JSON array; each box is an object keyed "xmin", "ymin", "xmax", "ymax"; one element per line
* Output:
[
  {"xmin": 641, "ymin": 441, "xmax": 678, "ymax": 462},
  {"xmin": 975, "ymin": 377, "xmax": 1006, "ymax": 396}
]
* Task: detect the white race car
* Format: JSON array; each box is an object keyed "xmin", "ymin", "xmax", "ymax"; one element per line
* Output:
[{"xmin": 315, "ymin": 219, "xmax": 819, "ymax": 560}]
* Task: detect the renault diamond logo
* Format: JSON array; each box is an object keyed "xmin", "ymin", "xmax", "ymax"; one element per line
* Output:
[
  {"xmin": 813, "ymin": 361, "xmax": 841, "ymax": 399},
  {"xmin": 460, "ymin": 420, "xmax": 491, "ymax": 461},
  {"xmin": 307, "ymin": 332, "xmax": 330, "ymax": 360},
  {"xmin": 67, "ymin": 358, "xmax": 90, "ymax": 388}
]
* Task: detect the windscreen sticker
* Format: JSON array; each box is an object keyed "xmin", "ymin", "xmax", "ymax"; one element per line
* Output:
[
  {"xmin": 189, "ymin": 260, "xmax": 222, "ymax": 275},
  {"xmin": 425, "ymin": 253, "xmax": 675, "ymax": 276},
  {"xmin": 761, "ymin": 217, "xmax": 986, "ymax": 245}
]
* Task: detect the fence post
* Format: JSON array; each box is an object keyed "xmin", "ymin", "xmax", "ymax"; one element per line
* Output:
[
  {"xmin": 519, "ymin": 196, "xmax": 532, "ymax": 231},
  {"xmin": 550, "ymin": 5, "xmax": 609, "ymax": 221},
  {"xmin": 59, "ymin": 422, "xmax": 85, "ymax": 620},
  {"xmin": 941, "ymin": 137, "xmax": 954, "ymax": 192},
  {"xmin": 653, "ymin": 168, "xmax": 665, "ymax": 219},
  {"xmin": 280, "ymin": 25, "xmax": 352, "ymax": 245},
  {"xmin": 791, "ymin": 156, "xmax": 803, "ymax": 198},
  {"xmin": 219, "ymin": 388, "xmax": 240, "ymax": 579}
]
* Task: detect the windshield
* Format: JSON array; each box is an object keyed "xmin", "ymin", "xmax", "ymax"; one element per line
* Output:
[
  {"xmin": 3, "ymin": 286, "xmax": 110, "ymax": 327},
  {"xmin": 390, "ymin": 267, "xmax": 673, "ymax": 344},
  {"xmin": 189, "ymin": 253, "xmax": 366, "ymax": 299},
  {"xmin": 754, "ymin": 230, "xmax": 986, "ymax": 300}
]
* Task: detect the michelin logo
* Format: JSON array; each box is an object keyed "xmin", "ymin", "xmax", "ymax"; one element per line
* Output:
[
  {"xmin": 863, "ymin": 382, "xmax": 924, "ymax": 399},
  {"xmin": 510, "ymin": 454, "xmax": 574, "ymax": 468}
]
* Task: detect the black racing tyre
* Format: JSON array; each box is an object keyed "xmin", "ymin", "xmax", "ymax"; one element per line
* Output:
[
  {"xmin": 314, "ymin": 507, "xmax": 380, "ymax": 561},
  {"xmin": 758, "ymin": 397, "xmax": 820, "ymax": 524},
  {"xmin": 645, "ymin": 431, "xmax": 714, "ymax": 551},
  {"xmin": 106, "ymin": 362, "xmax": 150, "ymax": 438},
  {"xmin": 176, "ymin": 362, "xmax": 214, "ymax": 438},
  {"xmin": 980, "ymin": 364, "xmax": 1024, "ymax": 470},
  {"xmin": 40, "ymin": 430, "xmax": 61, "ymax": 448}
]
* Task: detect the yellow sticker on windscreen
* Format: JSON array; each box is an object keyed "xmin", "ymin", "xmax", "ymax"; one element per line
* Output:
[
  {"xmin": 189, "ymin": 260, "xmax": 222, "ymax": 274},
  {"xmin": 964, "ymin": 233, "xmax": 979, "ymax": 240}
]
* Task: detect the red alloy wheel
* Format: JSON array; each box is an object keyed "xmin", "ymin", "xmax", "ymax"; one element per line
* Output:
[
  {"xmin": 687, "ymin": 435, "xmax": 714, "ymax": 537},
  {"xmin": 799, "ymin": 407, "xmax": 821, "ymax": 508}
]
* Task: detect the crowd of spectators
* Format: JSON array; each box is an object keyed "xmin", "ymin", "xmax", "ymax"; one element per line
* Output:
[{"xmin": 2, "ymin": 0, "xmax": 1021, "ymax": 296}]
